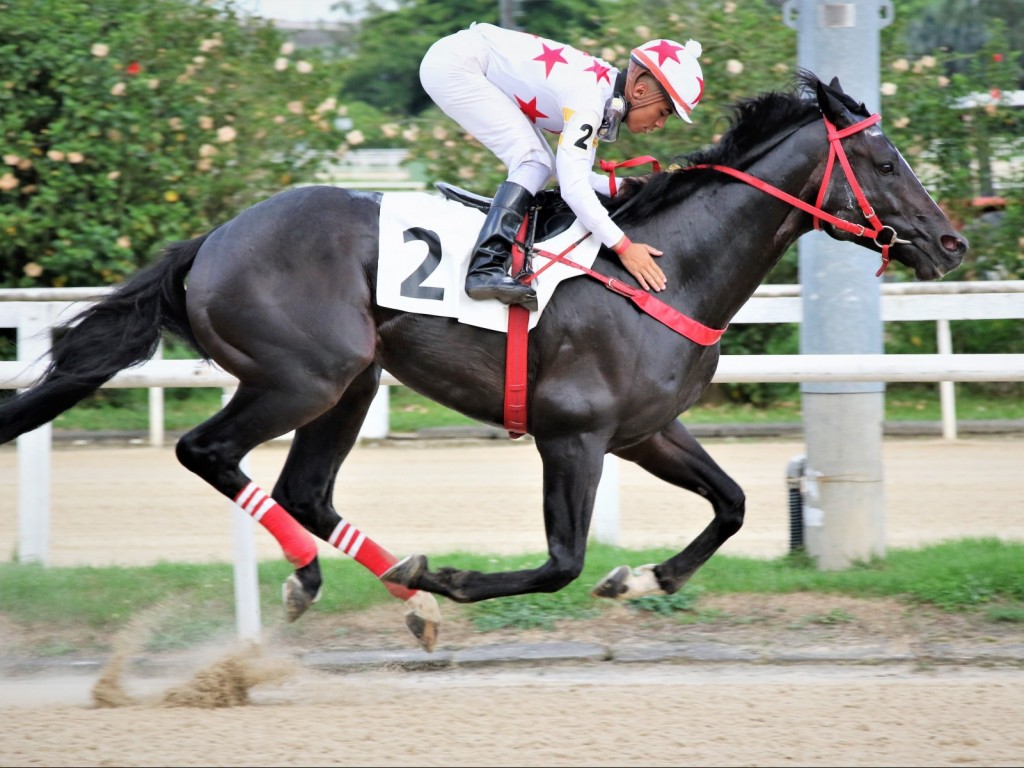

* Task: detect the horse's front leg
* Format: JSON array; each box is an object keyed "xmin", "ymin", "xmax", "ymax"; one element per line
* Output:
[
  {"xmin": 591, "ymin": 418, "xmax": 745, "ymax": 600},
  {"xmin": 383, "ymin": 434, "xmax": 605, "ymax": 602}
]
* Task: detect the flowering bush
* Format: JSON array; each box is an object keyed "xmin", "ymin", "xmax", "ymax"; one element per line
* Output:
[{"xmin": 0, "ymin": 0, "xmax": 352, "ymax": 287}]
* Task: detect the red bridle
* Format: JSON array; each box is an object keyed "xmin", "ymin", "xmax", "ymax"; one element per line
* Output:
[{"xmin": 691, "ymin": 112, "xmax": 909, "ymax": 276}]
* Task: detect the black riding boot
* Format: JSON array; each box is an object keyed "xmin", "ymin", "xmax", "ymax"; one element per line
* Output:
[{"xmin": 465, "ymin": 181, "xmax": 537, "ymax": 307}]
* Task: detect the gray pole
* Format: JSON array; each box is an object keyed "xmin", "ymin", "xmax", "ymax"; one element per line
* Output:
[{"xmin": 781, "ymin": 0, "xmax": 894, "ymax": 569}]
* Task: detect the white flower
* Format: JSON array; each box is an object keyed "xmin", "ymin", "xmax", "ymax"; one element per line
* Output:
[
  {"xmin": 216, "ymin": 126, "xmax": 237, "ymax": 142},
  {"xmin": 296, "ymin": 60, "xmax": 313, "ymax": 74},
  {"xmin": 280, "ymin": 42, "xmax": 295, "ymax": 56},
  {"xmin": 47, "ymin": 150, "xmax": 65, "ymax": 161},
  {"xmin": 401, "ymin": 127, "xmax": 419, "ymax": 142},
  {"xmin": 67, "ymin": 152, "xmax": 84, "ymax": 163},
  {"xmin": 634, "ymin": 26, "xmax": 651, "ymax": 40},
  {"xmin": 891, "ymin": 58, "xmax": 909, "ymax": 72},
  {"xmin": 726, "ymin": 59, "xmax": 744, "ymax": 75},
  {"xmin": 381, "ymin": 123, "xmax": 398, "ymax": 138},
  {"xmin": 107, "ymin": 170, "xmax": 121, "ymax": 180},
  {"xmin": 316, "ymin": 97, "xmax": 337, "ymax": 113},
  {"xmin": 286, "ymin": 100, "xmax": 304, "ymax": 115},
  {"xmin": 920, "ymin": 55, "xmax": 936, "ymax": 69},
  {"xmin": 147, "ymin": 78, "xmax": 160, "ymax": 89},
  {"xmin": 0, "ymin": 172, "xmax": 18, "ymax": 191},
  {"xmin": 880, "ymin": 82, "xmax": 898, "ymax": 96},
  {"xmin": 110, "ymin": 82, "xmax": 126, "ymax": 96},
  {"xmin": 199, "ymin": 143, "xmax": 219, "ymax": 157},
  {"xmin": 345, "ymin": 130, "xmax": 365, "ymax": 146},
  {"xmin": 937, "ymin": 76, "xmax": 950, "ymax": 88},
  {"xmin": 274, "ymin": 57, "xmax": 289, "ymax": 72},
  {"xmin": 893, "ymin": 116, "xmax": 910, "ymax": 129},
  {"xmin": 116, "ymin": 236, "xmax": 131, "ymax": 249},
  {"xmin": 198, "ymin": 115, "xmax": 214, "ymax": 130},
  {"xmin": 3, "ymin": 154, "xmax": 19, "ymax": 166},
  {"xmin": 91, "ymin": 43, "xmax": 109, "ymax": 58},
  {"xmin": 724, "ymin": 2, "xmax": 737, "ymax": 12},
  {"xmin": 199, "ymin": 38, "xmax": 221, "ymax": 53}
]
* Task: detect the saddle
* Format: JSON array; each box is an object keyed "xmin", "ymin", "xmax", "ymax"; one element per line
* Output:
[{"xmin": 435, "ymin": 182, "xmax": 578, "ymax": 245}]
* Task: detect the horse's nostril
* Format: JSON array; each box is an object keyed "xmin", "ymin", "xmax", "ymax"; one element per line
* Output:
[{"xmin": 941, "ymin": 234, "xmax": 964, "ymax": 253}]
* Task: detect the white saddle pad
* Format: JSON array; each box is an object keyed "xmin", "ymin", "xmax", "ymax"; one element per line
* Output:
[{"xmin": 376, "ymin": 192, "xmax": 601, "ymax": 333}]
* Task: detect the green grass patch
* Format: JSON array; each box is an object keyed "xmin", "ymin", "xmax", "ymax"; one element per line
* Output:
[{"xmin": 2, "ymin": 538, "xmax": 1021, "ymax": 652}]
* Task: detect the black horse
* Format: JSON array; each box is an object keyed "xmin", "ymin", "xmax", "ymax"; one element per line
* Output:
[{"xmin": 0, "ymin": 73, "xmax": 966, "ymax": 651}]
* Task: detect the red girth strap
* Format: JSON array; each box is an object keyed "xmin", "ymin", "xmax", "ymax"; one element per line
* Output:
[{"xmin": 504, "ymin": 217, "xmax": 531, "ymax": 438}]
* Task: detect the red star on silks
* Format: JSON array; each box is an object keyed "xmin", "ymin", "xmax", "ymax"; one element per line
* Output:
[
  {"xmin": 584, "ymin": 60, "xmax": 611, "ymax": 84},
  {"xmin": 643, "ymin": 39, "xmax": 685, "ymax": 66},
  {"xmin": 516, "ymin": 95, "xmax": 548, "ymax": 123},
  {"xmin": 533, "ymin": 43, "xmax": 568, "ymax": 77}
]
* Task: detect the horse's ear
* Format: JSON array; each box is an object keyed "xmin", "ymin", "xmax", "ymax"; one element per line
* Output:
[
  {"xmin": 816, "ymin": 77, "xmax": 850, "ymax": 124},
  {"xmin": 817, "ymin": 75, "xmax": 870, "ymax": 123}
]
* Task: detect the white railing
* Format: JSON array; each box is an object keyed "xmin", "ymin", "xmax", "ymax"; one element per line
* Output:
[{"xmin": 4, "ymin": 281, "xmax": 1024, "ymax": 439}]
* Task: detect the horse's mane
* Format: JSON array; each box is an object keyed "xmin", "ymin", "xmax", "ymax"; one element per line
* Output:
[{"xmin": 606, "ymin": 71, "xmax": 831, "ymax": 227}]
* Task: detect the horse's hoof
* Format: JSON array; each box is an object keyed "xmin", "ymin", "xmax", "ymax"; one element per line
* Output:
[
  {"xmin": 381, "ymin": 554, "xmax": 427, "ymax": 588},
  {"xmin": 590, "ymin": 565, "xmax": 631, "ymax": 599},
  {"xmin": 282, "ymin": 573, "xmax": 322, "ymax": 622},
  {"xmin": 590, "ymin": 564, "xmax": 663, "ymax": 600},
  {"xmin": 403, "ymin": 591, "xmax": 442, "ymax": 653}
]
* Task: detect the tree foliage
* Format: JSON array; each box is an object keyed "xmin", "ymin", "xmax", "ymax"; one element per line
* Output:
[
  {"xmin": 333, "ymin": 0, "xmax": 609, "ymax": 115},
  {"xmin": 0, "ymin": 0, "xmax": 351, "ymax": 287}
]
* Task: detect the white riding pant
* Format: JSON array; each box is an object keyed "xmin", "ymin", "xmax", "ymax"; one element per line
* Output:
[{"xmin": 419, "ymin": 28, "xmax": 555, "ymax": 195}]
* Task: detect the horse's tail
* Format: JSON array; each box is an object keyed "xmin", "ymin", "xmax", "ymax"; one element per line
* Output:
[{"xmin": 0, "ymin": 232, "xmax": 212, "ymax": 444}]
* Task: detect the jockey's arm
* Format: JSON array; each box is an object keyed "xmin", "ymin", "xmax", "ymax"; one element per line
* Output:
[{"xmin": 556, "ymin": 110, "xmax": 667, "ymax": 291}]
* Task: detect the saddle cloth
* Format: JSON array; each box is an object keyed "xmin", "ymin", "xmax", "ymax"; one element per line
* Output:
[{"xmin": 376, "ymin": 192, "xmax": 600, "ymax": 333}]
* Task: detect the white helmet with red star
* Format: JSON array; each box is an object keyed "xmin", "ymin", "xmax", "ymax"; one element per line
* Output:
[{"xmin": 628, "ymin": 39, "xmax": 704, "ymax": 123}]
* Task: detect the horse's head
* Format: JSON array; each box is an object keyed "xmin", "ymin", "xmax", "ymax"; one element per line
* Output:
[{"xmin": 812, "ymin": 74, "xmax": 968, "ymax": 280}]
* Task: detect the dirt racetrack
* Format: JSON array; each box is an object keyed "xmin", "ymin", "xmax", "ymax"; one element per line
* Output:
[{"xmin": 2, "ymin": 434, "xmax": 1023, "ymax": 767}]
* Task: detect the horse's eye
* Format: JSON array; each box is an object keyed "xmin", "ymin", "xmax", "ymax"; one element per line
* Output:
[{"xmin": 879, "ymin": 162, "xmax": 895, "ymax": 175}]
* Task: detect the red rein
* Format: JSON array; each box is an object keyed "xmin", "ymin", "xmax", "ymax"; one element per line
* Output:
[{"xmin": 691, "ymin": 113, "xmax": 903, "ymax": 277}]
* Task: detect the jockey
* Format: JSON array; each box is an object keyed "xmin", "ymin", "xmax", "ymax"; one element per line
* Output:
[{"xmin": 420, "ymin": 22, "xmax": 705, "ymax": 308}]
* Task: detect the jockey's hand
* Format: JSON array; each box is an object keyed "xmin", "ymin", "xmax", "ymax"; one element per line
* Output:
[{"xmin": 615, "ymin": 239, "xmax": 666, "ymax": 292}]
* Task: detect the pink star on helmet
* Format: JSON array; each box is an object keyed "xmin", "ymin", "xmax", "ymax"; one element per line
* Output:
[
  {"xmin": 533, "ymin": 43, "xmax": 568, "ymax": 77},
  {"xmin": 643, "ymin": 40, "xmax": 685, "ymax": 66},
  {"xmin": 583, "ymin": 60, "xmax": 611, "ymax": 84}
]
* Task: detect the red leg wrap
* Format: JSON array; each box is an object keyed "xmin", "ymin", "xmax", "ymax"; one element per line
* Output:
[
  {"xmin": 235, "ymin": 483, "xmax": 318, "ymax": 568},
  {"xmin": 328, "ymin": 519, "xmax": 416, "ymax": 601}
]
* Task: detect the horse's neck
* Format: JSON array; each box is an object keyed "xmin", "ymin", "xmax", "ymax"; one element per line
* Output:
[{"xmin": 658, "ymin": 121, "xmax": 827, "ymax": 329}]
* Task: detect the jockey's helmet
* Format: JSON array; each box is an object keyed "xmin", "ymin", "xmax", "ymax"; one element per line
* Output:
[{"xmin": 627, "ymin": 39, "xmax": 704, "ymax": 123}]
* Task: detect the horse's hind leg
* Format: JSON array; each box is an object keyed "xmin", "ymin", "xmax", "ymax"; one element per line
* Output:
[
  {"xmin": 175, "ymin": 380, "xmax": 341, "ymax": 608},
  {"xmin": 591, "ymin": 419, "xmax": 745, "ymax": 600},
  {"xmin": 270, "ymin": 367, "xmax": 441, "ymax": 651}
]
